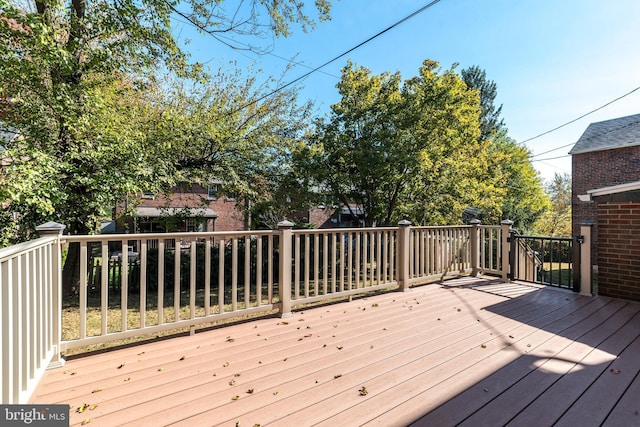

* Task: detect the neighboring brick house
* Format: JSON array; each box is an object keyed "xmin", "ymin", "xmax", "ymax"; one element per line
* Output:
[
  {"xmin": 570, "ymin": 113, "xmax": 640, "ymax": 300},
  {"xmin": 116, "ymin": 183, "xmax": 245, "ymax": 233}
]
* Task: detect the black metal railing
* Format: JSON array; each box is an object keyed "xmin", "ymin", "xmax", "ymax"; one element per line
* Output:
[{"xmin": 509, "ymin": 234, "xmax": 578, "ymax": 291}]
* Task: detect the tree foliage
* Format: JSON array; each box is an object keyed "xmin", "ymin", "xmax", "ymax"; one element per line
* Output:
[
  {"xmin": 461, "ymin": 65, "xmax": 548, "ymax": 230},
  {"xmin": 461, "ymin": 65, "xmax": 506, "ymax": 141},
  {"xmin": 487, "ymin": 136, "xmax": 549, "ymax": 232},
  {"xmin": 307, "ymin": 60, "xmax": 502, "ymax": 227},
  {"xmin": 0, "ymin": 0, "xmax": 331, "ymax": 244},
  {"xmin": 534, "ymin": 172, "xmax": 572, "ymax": 236}
]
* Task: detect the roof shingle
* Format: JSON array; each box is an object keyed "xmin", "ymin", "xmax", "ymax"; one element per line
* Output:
[{"xmin": 569, "ymin": 112, "xmax": 640, "ymax": 155}]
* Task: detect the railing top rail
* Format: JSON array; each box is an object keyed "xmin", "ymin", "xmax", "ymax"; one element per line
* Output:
[
  {"xmin": 477, "ymin": 225, "xmax": 502, "ymax": 230},
  {"xmin": 63, "ymin": 229, "xmax": 279, "ymax": 243},
  {"xmin": 513, "ymin": 235, "xmax": 573, "ymax": 242},
  {"xmin": 292, "ymin": 226, "xmax": 399, "ymax": 235},
  {"xmin": 410, "ymin": 225, "xmax": 472, "ymax": 230},
  {"xmin": 0, "ymin": 236, "xmax": 57, "ymax": 261}
]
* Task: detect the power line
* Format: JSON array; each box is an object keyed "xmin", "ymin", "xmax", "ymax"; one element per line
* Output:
[
  {"xmin": 522, "ymin": 85, "xmax": 640, "ymax": 151},
  {"xmin": 530, "ymin": 154, "xmax": 570, "ymax": 162},
  {"xmin": 229, "ymin": 0, "xmax": 444, "ymax": 114},
  {"xmin": 171, "ymin": 16, "xmax": 341, "ymax": 78}
]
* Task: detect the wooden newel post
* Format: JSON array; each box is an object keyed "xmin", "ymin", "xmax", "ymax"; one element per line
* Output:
[
  {"xmin": 397, "ymin": 219, "xmax": 411, "ymax": 292},
  {"xmin": 277, "ymin": 220, "xmax": 294, "ymax": 318},
  {"xmin": 579, "ymin": 221, "xmax": 594, "ymax": 296},
  {"xmin": 469, "ymin": 219, "xmax": 481, "ymax": 277},
  {"xmin": 36, "ymin": 222, "xmax": 66, "ymax": 368},
  {"xmin": 501, "ymin": 220, "xmax": 513, "ymax": 282}
]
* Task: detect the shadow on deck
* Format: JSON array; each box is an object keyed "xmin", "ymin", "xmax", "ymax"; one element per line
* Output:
[{"xmin": 30, "ymin": 276, "xmax": 640, "ymax": 426}]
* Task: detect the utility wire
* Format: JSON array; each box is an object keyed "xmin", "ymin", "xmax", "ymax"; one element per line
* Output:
[
  {"xmin": 171, "ymin": 16, "xmax": 340, "ymax": 78},
  {"xmin": 228, "ymin": 0, "xmax": 444, "ymax": 114},
  {"xmin": 523, "ymin": 85, "xmax": 640, "ymax": 151},
  {"xmin": 530, "ymin": 154, "xmax": 570, "ymax": 162}
]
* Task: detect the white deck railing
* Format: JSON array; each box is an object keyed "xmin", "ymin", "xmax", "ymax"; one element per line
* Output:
[
  {"xmin": 0, "ymin": 220, "xmax": 511, "ymax": 403},
  {"xmin": 0, "ymin": 234, "xmax": 63, "ymax": 404}
]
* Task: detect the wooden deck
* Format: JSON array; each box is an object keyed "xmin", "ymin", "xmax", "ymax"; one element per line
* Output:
[{"xmin": 30, "ymin": 276, "xmax": 640, "ymax": 426}]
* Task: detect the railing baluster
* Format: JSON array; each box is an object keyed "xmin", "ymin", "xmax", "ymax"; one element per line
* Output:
[
  {"xmin": 232, "ymin": 238, "xmax": 238, "ymax": 311},
  {"xmin": 173, "ymin": 242, "xmax": 180, "ymax": 322},
  {"xmin": 322, "ymin": 234, "xmax": 328, "ymax": 295},
  {"xmin": 80, "ymin": 242, "xmax": 87, "ymax": 339},
  {"xmin": 304, "ymin": 233, "xmax": 311, "ymax": 298},
  {"xmin": 218, "ymin": 238, "xmax": 225, "ymax": 314},
  {"xmin": 190, "ymin": 241, "xmax": 196, "ymax": 319},
  {"xmin": 205, "ymin": 238, "xmax": 211, "ymax": 315},
  {"xmin": 141, "ymin": 239, "xmax": 147, "ymax": 328},
  {"xmin": 256, "ymin": 236, "xmax": 262, "ymax": 306},
  {"xmin": 158, "ymin": 239, "xmax": 165, "ymax": 325},
  {"xmin": 267, "ymin": 235, "xmax": 273, "ymax": 303},
  {"xmin": 313, "ymin": 233, "xmax": 319, "ymax": 297},
  {"xmin": 245, "ymin": 236, "xmax": 251, "ymax": 308}
]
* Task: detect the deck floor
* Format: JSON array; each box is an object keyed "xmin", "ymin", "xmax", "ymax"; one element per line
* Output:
[{"xmin": 30, "ymin": 276, "xmax": 640, "ymax": 426}]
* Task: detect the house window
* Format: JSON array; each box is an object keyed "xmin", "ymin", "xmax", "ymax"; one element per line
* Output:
[
  {"xmin": 141, "ymin": 191, "xmax": 154, "ymax": 199},
  {"xmin": 207, "ymin": 185, "xmax": 219, "ymax": 200},
  {"xmin": 186, "ymin": 218, "xmax": 203, "ymax": 232},
  {"xmin": 225, "ymin": 192, "xmax": 238, "ymax": 201}
]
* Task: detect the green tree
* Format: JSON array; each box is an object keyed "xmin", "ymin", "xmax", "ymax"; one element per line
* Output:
[
  {"xmin": 534, "ymin": 172, "xmax": 572, "ymax": 236},
  {"xmin": 308, "ymin": 60, "xmax": 500, "ymax": 226},
  {"xmin": 488, "ymin": 136, "xmax": 549, "ymax": 232},
  {"xmin": 461, "ymin": 66, "xmax": 548, "ymax": 230},
  {"xmin": 461, "ymin": 65, "xmax": 506, "ymax": 141},
  {"xmin": 0, "ymin": 0, "xmax": 331, "ymax": 238},
  {"xmin": 0, "ymin": 0, "xmax": 331, "ymax": 294}
]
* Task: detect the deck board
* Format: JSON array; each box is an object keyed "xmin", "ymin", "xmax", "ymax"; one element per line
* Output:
[{"xmin": 29, "ymin": 277, "xmax": 640, "ymax": 426}]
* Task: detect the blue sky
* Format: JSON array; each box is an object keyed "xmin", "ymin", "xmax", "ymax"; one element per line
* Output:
[{"xmin": 177, "ymin": 0, "xmax": 640, "ymax": 183}]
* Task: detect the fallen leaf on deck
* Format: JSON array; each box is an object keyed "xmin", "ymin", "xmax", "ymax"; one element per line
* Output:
[
  {"xmin": 123, "ymin": 377, "xmax": 130, "ymax": 382},
  {"xmin": 81, "ymin": 418, "xmax": 91, "ymax": 425},
  {"xmin": 223, "ymin": 362, "xmax": 229, "ymax": 367},
  {"xmin": 231, "ymin": 396, "xmax": 239, "ymax": 401},
  {"xmin": 246, "ymin": 389, "xmax": 254, "ymax": 394},
  {"xmin": 157, "ymin": 368, "xmax": 164, "ymax": 372},
  {"xmin": 334, "ymin": 374, "xmax": 342, "ymax": 379},
  {"xmin": 481, "ymin": 344, "xmax": 487, "ymax": 349},
  {"xmin": 91, "ymin": 388, "xmax": 102, "ymax": 394},
  {"xmin": 179, "ymin": 356, "xmax": 185, "ymax": 361},
  {"xmin": 337, "ymin": 345, "xmax": 343, "ymax": 350},
  {"xmin": 229, "ymin": 380, "xmax": 236, "ymax": 386},
  {"xmin": 610, "ymin": 368, "xmax": 621, "ymax": 374},
  {"xmin": 76, "ymin": 404, "xmax": 89, "ymax": 413},
  {"xmin": 234, "ymin": 373, "xmax": 241, "ymax": 377},
  {"xmin": 359, "ymin": 386, "xmax": 368, "ymax": 396},
  {"xmin": 273, "ymin": 391, "xmax": 279, "ymax": 395}
]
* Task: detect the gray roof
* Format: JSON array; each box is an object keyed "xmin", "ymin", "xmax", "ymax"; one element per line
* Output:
[{"xmin": 569, "ymin": 113, "xmax": 640, "ymax": 155}]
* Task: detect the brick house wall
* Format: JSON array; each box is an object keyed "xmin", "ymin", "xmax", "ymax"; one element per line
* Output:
[
  {"xmin": 571, "ymin": 145, "xmax": 640, "ymax": 259},
  {"xmin": 118, "ymin": 184, "xmax": 245, "ymax": 233},
  {"xmin": 596, "ymin": 200, "xmax": 640, "ymax": 301}
]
